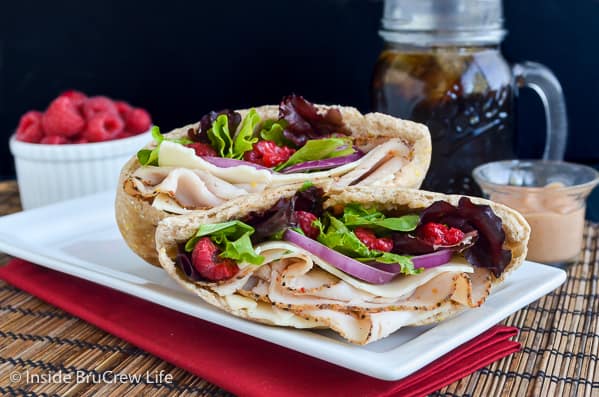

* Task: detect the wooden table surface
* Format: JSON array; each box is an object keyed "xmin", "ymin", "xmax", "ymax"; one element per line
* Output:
[{"xmin": 0, "ymin": 181, "xmax": 597, "ymax": 396}]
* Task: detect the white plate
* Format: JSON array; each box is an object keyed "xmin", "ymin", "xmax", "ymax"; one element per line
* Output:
[{"xmin": 0, "ymin": 191, "xmax": 567, "ymax": 381}]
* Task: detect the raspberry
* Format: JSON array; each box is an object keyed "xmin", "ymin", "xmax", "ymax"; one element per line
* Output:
[
  {"xmin": 72, "ymin": 137, "xmax": 89, "ymax": 144},
  {"xmin": 243, "ymin": 140, "xmax": 295, "ymax": 168},
  {"xmin": 16, "ymin": 111, "xmax": 44, "ymax": 143},
  {"xmin": 82, "ymin": 96, "xmax": 118, "ymax": 120},
  {"xmin": 114, "ymin": 130, "xmax": 134, "ymax": 140},
  {"xmin": 41, "ymin": 135, "xmax": 69, "ymax": 145},
  {"xmin": 83, "ymin": 112, "xmax": 124, "ymax": 142},
  {"xmin": 192, "ymin": 237, "xmax": 239, "ymax": 281},
  {"xmin": 354, "ymin": 228, "xmax": 393, "ymax": 252},
  {"xmin": 444, "ymin": 227, "xmax": 465, "ymax": 245},
  {"xmin": 417, "ymin": 222, "xmax": 465, "ymax": 246},
  {"xmin": 125, "ymin": 108, "xmax": 151, "ymax": 134},
  {"xmin": 295, "ymin": 211, "xmax": 320, "ymax": 239},
  {"xmin": 374, "ymin": 237, "xmax": 393, "ymax": 252},
  {"xmin": 354, "ymin": 227, "xmax": 378, "ymax": 250},
  {"xmin": 42, "ymin": 97, "xmax": 86, "ymax": 137},
  {"xmin": 59, "ymin": 90, "xmax": 87, "ymax": 108},
  {"xmin": 187, "ymin": 142, "xmax": 217, "ymax": 157},
  {"xmin": 115, "ymin": 101, "xmax": 133, "ymax": 119}
]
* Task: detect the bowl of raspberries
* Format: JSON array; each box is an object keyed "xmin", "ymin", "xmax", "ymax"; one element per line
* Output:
[{"xmin": 9, "ymin": 90, "xmax": 153, "ymax": 209}]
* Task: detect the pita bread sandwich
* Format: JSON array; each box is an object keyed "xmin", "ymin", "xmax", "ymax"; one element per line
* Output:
[
  {"xmin": 116, "ymin": 94, "xmax": 431, "ymax": 266},
  {"xmin": 155, "ymin": 183, "xmax": 529, "ymax": 344}
]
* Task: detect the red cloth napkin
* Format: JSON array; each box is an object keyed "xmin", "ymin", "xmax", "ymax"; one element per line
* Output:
[{"xmin": 0, "ymin": 259, "xmax": 520, "ymax": 397}]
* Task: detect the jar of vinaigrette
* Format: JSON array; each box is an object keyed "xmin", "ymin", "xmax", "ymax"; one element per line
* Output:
[{"xmin": 474, "ymin": 160, "xmax": 599, "ymax": 265}]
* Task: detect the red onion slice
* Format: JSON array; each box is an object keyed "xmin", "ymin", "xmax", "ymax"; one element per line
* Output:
[
  {"xmin": 279, "ymin": 152, "xmax": 363, "ymax": 174},
  {"xmin": 284, "ymin": 229, "xmax": 397, "ymax": 284},
  {"xmin": 201, "ymin": 156, "xmax": 273, "ymax": 172},
  {"xmin": 410, "ymin": 249, "xmax": 454, "ymax": 269},
  {"xmin": 283, "ymin": 230, "xmax": 456, "ymax": 284},
  {"xmin": 364, "ymin": 250, "xmax": 453, "ymax": 273}
]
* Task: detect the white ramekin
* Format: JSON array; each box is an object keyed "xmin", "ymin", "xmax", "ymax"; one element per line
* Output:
[{"xmin": 9, "ymin": 130, "xmax": 152, "ymax": 209}]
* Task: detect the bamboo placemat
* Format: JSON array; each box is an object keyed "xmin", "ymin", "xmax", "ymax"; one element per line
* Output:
[{"xmin": 0, "ymin": 180, "xmax": 597, "ymax": 396}]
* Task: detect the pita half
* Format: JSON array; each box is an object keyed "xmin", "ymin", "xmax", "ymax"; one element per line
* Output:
[
  {"xmin": 155, "ymin": 184, "xmax": 529, "ymax": 344},
  {"xmin": 117, "ymin": 103, "xmax": 431, "ymax": 266}
]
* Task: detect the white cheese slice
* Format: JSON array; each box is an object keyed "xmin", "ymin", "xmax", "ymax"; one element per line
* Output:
[
  {"xmin": 158, "ymin": 141, "xmax": 274, "ymax": 184},
  {"xmin": 317, "ymin": 257, "xmax": 472, "ymax": 299},
  {"xmin": 254, "ymin": 241, "xmax": 473, "ymax": 298},
  {"xmin": 225, "ymin": 294, "xmax": 258, "ymax": 310}
]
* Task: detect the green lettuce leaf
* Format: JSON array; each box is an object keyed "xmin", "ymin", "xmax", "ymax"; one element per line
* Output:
[
  {"xmin": 220, "ymin": 232, "xmax": 263, "ymax": 265},
  {"xmin": 137, "ymin": 148, "xmax": 159, "ymax": 166},
  {"xmin": 356, "ymin": 251, "xmax": 414, "ymax": 267},
  {"xmin": 300, "ymin": 181, "xmax": 314, "ymax": 191},
  {"xmin": 354, "ymin": 252, "xmax": 418, "ymax": 275},
  {"xmin": 341, "ymin": 204, "xmax": 419, "ymax": 232},
  {"xmin": 232, "ymin": 109, "xmax": 260, "ymax": 159},
  {"xmin": 137, "ymin": 126, "xmax": 193, "ymax": 166},
  {"xmin": 341, "ymin": 204, "xmax": 385, "ymax": 225},
  {"xmin": 315, "ymin": 212, "xmax": 418, "ymax": 275},
  {"xmin": 185, "ymin": 220, "xmax": 264, "ymax": 265},
  {"xmin": 206, "ymin": 110, "xmax": 263, "ymax": 159},
  {"xmin": 260, "ymin": 119, "xmax": 290, "ymax": 146},
  {"xmin": 316, "ymin": 215, "xmax": 371, "ymax": 258},
  {"xmin": 207, "ymin": 114, "xmax": 235, "ymax": 158},
  {"xmin": 274, "ymin": 138, "xmax": 355, "ymax": 171},
  {"xmin": 375, "ymin": 216, "xmax": 420, "ymax": 231}
]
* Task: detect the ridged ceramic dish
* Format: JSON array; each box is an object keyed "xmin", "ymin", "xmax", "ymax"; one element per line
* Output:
[{"xmin": 9, "ymin": 130, "xmax": 152, "ymax": 209}]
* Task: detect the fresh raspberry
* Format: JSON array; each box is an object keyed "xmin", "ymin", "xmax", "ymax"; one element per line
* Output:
[
  {"xmin": 42, "ymin": 97, "xmax": 86, "ymax": 137},
  {"xmin": 82, "ymin": 96, "xmax": 118, "ymax": 120},
  {"xmin": 59, "ymin": 90, "xmax": 87, "ymax": 108},
  {"xmin": 373, "ymin": 237, "xmax": 393, "ymax": 252},
  {"xmin": 354, "ymin": 227, "xmax": 378, "ymax": 250},
  {"xmin": 83, "ymin": 112, "xmax": 124, "ymax": 142},
  {"xmin": 41, "ymin": 135, "xmax": 69, "ymax": 145},
  {"xmin": 192, "ymin": 237, "xmax": 239, "ymax": 281},
  {"xmin": 444, "ymin": 227, "xmax": 465, "ymax": 245},
  {"xmin": 16, "ymin": 111, "xmax": 44, "ymax": 143},
  {"xmin": 295, "ymin": 211, "xmax": 320, "ymax": 239},
  {"xmin": 125, "ymin": 108, "xmax": 151, "ymax": 134},
  {"xmin": 186, "ymin": 142, "xmax": 217, "ymax": 157},
  {"xmin": 354, "ymin": 228, "xmax": 393, "ymax": 252},
  {"xmin": 115, "ymin": 101, "xmax": 133, "ymax": 119},
  {"xmin": 72, "ymin": 137, "xmax": 89, "ymax": 144},
  {"xmin": 243, "ymin": 140, "xmax": 295, "ymax": 168},
  {"xmin": 114, "ymin": 130, "xmax": 134, "ymax": 140},
  {"xmin": 417, "ymin": 222, "xmax": 465, "ymax": 246}
]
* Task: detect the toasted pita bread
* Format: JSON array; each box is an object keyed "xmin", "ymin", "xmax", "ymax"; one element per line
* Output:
[
  {"xmin": 116, "ymin": 104, "xmax": 431, "ymax": 266},
  {"xmin": 155, "ymin": 184, "xmax": 529, "ymax": 344}
]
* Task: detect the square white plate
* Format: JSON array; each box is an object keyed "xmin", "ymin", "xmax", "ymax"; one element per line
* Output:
[{"xmin": 0, "ymin": 191, "xmax": 567, "ymax": 381}]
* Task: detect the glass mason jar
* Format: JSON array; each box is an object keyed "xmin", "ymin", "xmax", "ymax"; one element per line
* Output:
[{"xmin": 372, "ymin": 0, "xmax": 568, "ymax": 195}]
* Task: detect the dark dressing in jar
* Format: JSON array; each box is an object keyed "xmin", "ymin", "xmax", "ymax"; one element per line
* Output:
[{"xmin": 372, "ymin": 0, "xmax": 567, "ymax": 195}]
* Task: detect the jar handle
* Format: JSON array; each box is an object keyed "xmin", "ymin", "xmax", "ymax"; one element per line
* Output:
[{"xmin": 512, "ymin": 62, "xmax": 568, "ymax": 160}]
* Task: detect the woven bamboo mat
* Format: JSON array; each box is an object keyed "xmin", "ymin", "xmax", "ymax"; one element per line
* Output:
[{"xmin": 0, "ymin": 180, "xmax": 597, "ymax": 397}]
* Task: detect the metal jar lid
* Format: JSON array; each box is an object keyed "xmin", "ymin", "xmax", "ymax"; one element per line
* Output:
[{"xmin": 380, "ymin": 0, "xmax": 507, "ymax": 46}]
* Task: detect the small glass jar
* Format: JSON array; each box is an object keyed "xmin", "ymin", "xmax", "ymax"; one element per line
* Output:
[
  {"xmin": 473, "ymin": 160, "xmax": 599, "ymax": 266},
  {"xmin": 372, "ymin": 0, "xmax": 568, "ymax": 195}
]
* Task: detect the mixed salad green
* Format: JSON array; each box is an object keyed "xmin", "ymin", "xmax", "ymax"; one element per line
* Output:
[{"xmin": 136, "ymin": 94, "xmax": 362, "ymax": 172}]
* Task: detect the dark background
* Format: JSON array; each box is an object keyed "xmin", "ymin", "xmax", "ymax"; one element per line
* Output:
[{"xmin": 1, "ymin": 1, "xmax": 598, "ymax": 175}]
